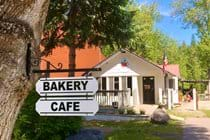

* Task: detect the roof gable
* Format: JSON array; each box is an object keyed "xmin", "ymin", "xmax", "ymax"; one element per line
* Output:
[{"xmin": 101, "ymin": 63, "xmax": 139, "ymax": 77}]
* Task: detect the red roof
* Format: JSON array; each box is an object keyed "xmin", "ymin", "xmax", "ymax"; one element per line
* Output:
[{"xmin": 159, "ymin": 64, "xmax": 180, "ymax": 77}]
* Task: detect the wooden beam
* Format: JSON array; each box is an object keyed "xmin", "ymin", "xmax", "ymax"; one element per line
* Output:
[{"xmin": 32, "ymin": 68, "xmax": 101, "ymax": 73}]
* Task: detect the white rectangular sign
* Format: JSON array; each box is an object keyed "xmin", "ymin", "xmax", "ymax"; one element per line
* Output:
[
  {"xmin": 36, "ymin": 98, "xmax": 99, "ymax": 116},
  {"xmin": 36, "ymin": 77, "xmax": 98, "ymax": 96}
]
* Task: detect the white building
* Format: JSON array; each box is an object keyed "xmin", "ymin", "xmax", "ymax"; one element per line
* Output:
[{"xmin": 90, "ymin": 50, "xmax": 180, "ymax": 108}]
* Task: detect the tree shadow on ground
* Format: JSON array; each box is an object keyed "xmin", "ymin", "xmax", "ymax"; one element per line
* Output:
[{"xmin": 183, "ymin": 125, "xmax": 210, "ymax": 140}]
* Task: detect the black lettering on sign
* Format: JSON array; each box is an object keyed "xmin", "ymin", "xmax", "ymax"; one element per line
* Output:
[
  {"xmin": 51, "ymin": 102, "xmax": 58, "ymax": 111},
  {"xmin": 59, "ymin": 102, "xmax": 65, "ymax": 111},
  {"xmin": 43, "ymin": 82, "xmax": 49, "ymax": 91},
  {"xmin": 74, "ymin": 81, "xmax": 81, "ymax": 90},
  {"xmin": 51, "ymin": 82, "xmax": 57, "ymax": 91},
  {"xmin": 58, "ymin": 81, "xmax": 65, "ymax": 90},
  {"xmin": 50, "ymin": 102, "xmax": 80, "ymax": 112},
  {"xmin": 81, "ymin": 81, "xmax": 88, "ymax": 90},
  {"xmin": 73, "ymin": 102, "xmax": 80, "ymax": 111},
  {"xmin": 66, "ymin": 81, "xmax": 73, "ymax": 90},
  {"xmin": 43, "ymin": 80, "xmax": 89, "ymax": 91},
  {"xmin": 66, "ymin": 102, "xmax": 72, "ymax": 111}
]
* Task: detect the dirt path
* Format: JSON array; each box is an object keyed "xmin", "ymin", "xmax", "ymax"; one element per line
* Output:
[{"xmin": 183, "ymin": 118, "xmax": 210, "ymax": 140}]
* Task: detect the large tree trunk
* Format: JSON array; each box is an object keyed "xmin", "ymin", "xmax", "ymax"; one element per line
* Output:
[{"xmin": 0, "ymin": 1, "xmax": 49, "ymax": 139}]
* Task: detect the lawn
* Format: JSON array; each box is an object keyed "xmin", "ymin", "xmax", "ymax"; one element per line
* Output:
[
  {"xmin": 202, "ymin": 110, "xmax": 210, "ymax": 117},
  {"xmin": 83, "ymin": 120, "xmax": 182, "ymax": 140},
  {"xmin": 167, "ymin": 108, "xmax": 210, "ymax": 119},
  {"xmin": 167, "ymin": 109, "xmax": 206, "ymax": 118}
]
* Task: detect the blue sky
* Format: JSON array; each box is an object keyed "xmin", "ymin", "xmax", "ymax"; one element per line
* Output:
[{"xmin": 138, "ymin": 0, "xmax": 197, "ymax": 45}]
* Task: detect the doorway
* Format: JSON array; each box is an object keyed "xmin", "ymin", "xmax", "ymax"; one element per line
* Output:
[{"xmin": 143, "ymin": 76, "xmax": 155, "ymax": 104}]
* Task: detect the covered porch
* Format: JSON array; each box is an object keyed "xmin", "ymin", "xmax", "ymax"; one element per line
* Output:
[{"xmin": 95, "ymin": 76, "xmax": 179, "ymax": 109}]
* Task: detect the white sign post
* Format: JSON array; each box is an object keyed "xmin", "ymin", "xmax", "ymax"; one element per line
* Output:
[
  {"xmin": 36, "ymin": 77, "xmax": 98, "ymax": 96},
  {"xmin": 36, "ymin": 98, "xmax": 99, "ymax": 116},
  {"xmin": 35, "ymin": 76, "xmax": 99, "ymax": 116}
]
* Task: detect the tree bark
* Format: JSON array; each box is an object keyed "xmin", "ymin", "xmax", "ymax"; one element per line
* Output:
[{"xmin": 0, "ymin": 0, "xmax": 49, "ymax": 139}]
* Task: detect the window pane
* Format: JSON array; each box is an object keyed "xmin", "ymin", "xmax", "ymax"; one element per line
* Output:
[
  {"xmin": 127, "ymin": 77, "xmax": 132, "ymax": 88},
  {"xmin": 102, "ymin": 77, "xmax": 106, "ymax": 90},
  {"xmin": 169, "ymin": 79, "xmax": 174, "ymax": 89},
  {"xmin": 114, "ymin": 77, "xmax": 119, "ymax": 96},
  {"xmin": 114, "ymin": 77, "xmax": 119, "ymax": 90},
  {"xmin": 127, "ymin": 77, "xmax": 132, "ymax": 96}
]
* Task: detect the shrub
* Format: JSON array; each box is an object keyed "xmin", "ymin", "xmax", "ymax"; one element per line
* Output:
[
  {"xmin": 139, "ymin": 109, "xmax": 145, "ymax": 115},
  {"xmin": 118, "ymin": 108, "xmax": 125, "ymax": 114},
  {"xmin": 127, "ymin": 109, "xmax": 136, "ymax": 115},
  {"xmin": 12, "ymin": 88, "xmax": 82, "ymax": 140}
]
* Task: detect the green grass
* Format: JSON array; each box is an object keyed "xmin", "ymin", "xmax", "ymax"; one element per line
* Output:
[
  {"xmin": 84, "ymin": 120, "xmax": 182, "ymax": 140},
  {"xmin": 202, "ymin": 110, "xmax": 210, "ymax": 117},
  {"xmin": 167, "ymin": 109, "xmax": 206, "ymax": 118}
]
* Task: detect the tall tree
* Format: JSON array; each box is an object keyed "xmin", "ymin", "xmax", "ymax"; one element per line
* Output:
[
  {"xmin": 42, "ymin": 0, "xmax": 133, "ymax": 76},
  {"xmin": 177, "ymin": 42, "xmax": 189, "ymax": 79},
  {"xmin": 126, "ymin": 4, "xmax": 161, "ymax": 57},
  {"xmin": 0, "ymin": 0, "xmax": 50, "ymax": 139},
  {"xmin": 173, "ymin": 0, "xmax": 209, "ymax": 38},
  {"xmin": 102, "ymin": 3, "xmax": 180, "ymax": 66},
  {"xmin": 173, "ymin": 0, "xmax": 210, "ymax": 80},
  {"xmin": 197, "ymin": 36, "xmax": 210, "ymax": 77}
]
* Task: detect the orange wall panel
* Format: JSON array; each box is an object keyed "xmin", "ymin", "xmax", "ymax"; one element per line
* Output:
[{"xmin": 40, "ymin": 45, "xmax": 105, "ymax": 77}]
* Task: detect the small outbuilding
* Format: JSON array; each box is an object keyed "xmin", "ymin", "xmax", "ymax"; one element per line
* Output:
[{"xmin": 90, "ymin": 49, "xmax": 180, "ymax": 108}]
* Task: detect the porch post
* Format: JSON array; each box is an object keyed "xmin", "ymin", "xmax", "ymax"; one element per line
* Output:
[
  {"xmin": 159, "ymin": 88, "xmax": 163, "ymax": 104},
  {"xmin": 106, "ymin": 77, "xmax": 110, "ymax": 105},
  {"xmin": 132, "ymin": 76, "xmax": 140, "ymax": 106},
  {"xmin": 119, "ymin": 76, "xmax": 123, "ymax": 90},
  {"xmin": 167, "ymin": 89, "xmax": 172, "ymax": 110},
  {"xmin": 172, "ymin": 77, "xmax": 179, "ymax": 104},
  {"xmin": 118, "ymin": 76, "xmax": 123, "ymax": 108}
]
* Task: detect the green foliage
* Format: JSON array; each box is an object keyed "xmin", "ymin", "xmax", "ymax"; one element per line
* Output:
[
  {"xmin": 42, "ymin": 0, "xmax": 133, "ymax": 53},
  {"xmin": 173, "ymin": 0, "xmax": 210, "ymax": 38},
  {"xmin": 139, "ymin": 109, "xmax": 146, "ymax": 115},
  {"xmin": 197, "ymin": 37, "xmax": 210, "ymax": 75},
  {"xmin": 118, "ymin": 108, "xmax": 125, "ymax": 115},
  {"xmin": 12, "ymin": 88, "xmax": 82, "ymax": 140},
  {"xmin": 172, "ymin": 0, "xmax": 210, "ymax": 82},
  {"xmin": 102, "ymin": 3, "xmax": 179, "ymax": 64},
  {"xmin": 127, "ymin": 108, "xmax": 136, "ymax": 115},
  {"xmin": 126, "ymin": 4, "xmax": 160, "ymax": 54},
  {"xmin": 123, "ymin": 3, "xmax": 166, "ymax": 62}
]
